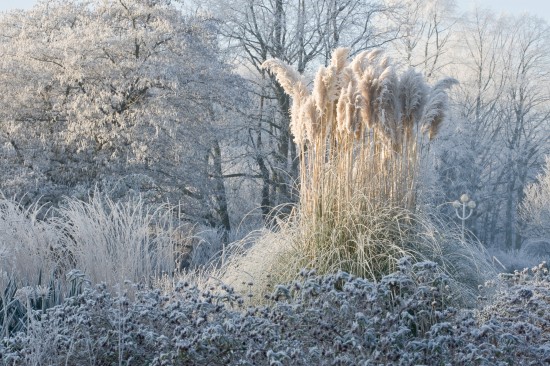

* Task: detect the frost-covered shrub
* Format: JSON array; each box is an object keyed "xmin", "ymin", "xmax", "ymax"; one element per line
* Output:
[
  {"xmin": 3, "ymin": 259, "xmax": 549, "ymax": 365},
  {"xmin": 490, "ymin": 243, "xmax": 550, "ymax": 273},
  {"xmin": 521, "ymin": 239, "xmax": 550, "ymax": 264},
  {"xmin": 479, "ymin": 263, "xmax": 550, "ymax": 343},
  {"xmin": 520, "ymin": 156, "xmax": 550, "ymax": 241}
]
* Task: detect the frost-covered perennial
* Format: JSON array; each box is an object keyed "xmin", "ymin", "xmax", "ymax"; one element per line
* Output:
[{"xmin": 2, "ymin": 260, "xmax": 548, "ymax": 365}]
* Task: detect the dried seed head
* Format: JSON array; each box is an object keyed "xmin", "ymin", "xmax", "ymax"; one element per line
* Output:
[
  {"xmin": 290, "ymin": 98, "xmax": 307, "ymax": 145},
  {"xmin": 323, "ymin": 65, "xmax": 339, "ymax": 102},
  {"xmin": 302, "ymin": 96, "xmax": 319, "ymax": 141},
  {"xmin": 261, "ymin": 58, "xmax": 308, "ymax": 99},
  {"xmin": 313, "ymin": 66, "xmax": 328, "ymax": 117},
  {"xmin": 350, "ymin": 50, "xmax": 369, "ymax": 76},
  {"xmin": 376, "ymin": 65, "xmax": 400, "ymax": 142},
  {"xmin": 359, "ymin": 69, "xmax": 378, "ymax": 129},
  {"xmin": 378, "ymin": 56, "xmax": 390, "ymax": 70},
  {"xmin": 399, "ymin": 69, "xmax": 428, "ymax": 131},
  {"xmin": 337, "ymin": 86, "xmax": 348, "ymax": 134},
  {"xmin": 421, "ymin": 77, "xmax": 458, "ymax": 140},
  {"xmin": 366, "ymin": 48, "xmax": 384, "ymax": 64},
  {"xmin": 331, "ymin": 47, "xmax": 350, "ymax": 73}
]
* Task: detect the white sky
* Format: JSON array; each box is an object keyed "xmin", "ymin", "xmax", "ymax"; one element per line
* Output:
[
  {"xmin": 0, "ymin": 0, "xmax": 548, "ymax": 22},
  {"xmin": 0, "ymin": 0, "xmax": 36, "ymax": 11},
  {"xmin": 458, "ymin": 0, "xmax": 550, "ymax": 22}
]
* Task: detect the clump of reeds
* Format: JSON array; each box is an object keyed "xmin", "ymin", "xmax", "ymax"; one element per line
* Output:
[{"xmin": 260, "ymin": 48, "xmax": 467, "ymax": 283}]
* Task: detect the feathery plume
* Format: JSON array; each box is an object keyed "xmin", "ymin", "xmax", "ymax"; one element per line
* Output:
[
  {"xmin": 346, "ymin": 75, "xmax": 359, "ymax": 135},
  {"xmin": 302, "ymin": 96, "xmax": 319, "ymax": 141},
  {"xmin": 358, "ymin": 79, "xmax": 372, "ymax": 129},
  {"xmin": 359, "ymin": 68, "xmax": 378, "ymax": 129},
  {"xmin": 290, "ymin": 99, "xmax": 306, "ymax": 145},
  {"xmin": 331, "ymin": 48, "xmax": 351, "ymax": 98},
  {"xmin": 341, "ymin": 67, "xmax": 354, "ymax": 87},
  {"xmin": 350, "ymin": 50, "xmax": 369, "ymax": 76},
  {"xmin": 323, "ymin": 65, "xmax": 339, "ymax": 102},
  {"xmin": 354, "ymin": 93, "xmax": 365, "ymax": 139},
  {"xmin": 399, "ymin": 69, "xmax": 428, "ymax": 128},
  {"xmin": 377, "ymin": 56, "xmax": 391, "ymax": 72},
  {"xmin": 313, "ymin": 66, "xmax": 328, "ymax": 117},
  {"xmin": 366, "ymin": 49, "xmax": 384, "ymax": 64},
  {"xmin": 376, "ymin": 65, "xmax": 400, "ymax": 143},
  {"xmin": 421, "ymin": 77, "xmax": 458, "ymax": 139},
  {"xmin": 331, "ymin": 47, "xmax": 350, "ymax": 73},
  {"xmin": 345, "ymin": 92, "xmax": 359, "ymax": 137},
  {"xmin": 262, "ymin": 59, "xmax": 308, "ymax": 98},
  {"xmin": 337, "ymin": 84, "xmax": 349, "ymax": 135}
]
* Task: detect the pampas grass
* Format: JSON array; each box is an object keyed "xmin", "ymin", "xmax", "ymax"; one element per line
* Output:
[
  {"xmin": 263, "ymin": 48, "xmax": 457, "ymax": 213},
  {"xmin": 255, "ymin": 48, "xmax": 491, "ymax": 299}
]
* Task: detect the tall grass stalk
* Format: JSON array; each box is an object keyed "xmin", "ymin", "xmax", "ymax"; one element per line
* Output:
[
  {"xmin": 1, "ymin": 193, "xmax": 187, "ymax": 339},
  {"xmin": 0, "ymin": 197, "xmax": 60, "ymax": 284},
  {"xmin": 54, "ymin": 193, "xmax": 179, "ymax": 286},
  {"xmin": 260, "ymin": 49, "xmax": 489, "ymax": 285}
]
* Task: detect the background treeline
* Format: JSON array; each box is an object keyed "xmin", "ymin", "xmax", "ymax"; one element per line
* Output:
[{"xmin": 1, "ymin": 1, "xmax": 550, "ymax": 364}]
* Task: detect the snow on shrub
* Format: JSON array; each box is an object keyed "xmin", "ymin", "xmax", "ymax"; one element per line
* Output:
[{"xmin": 2, "ymin": 259, "xmax": 549, "ymax": 365}]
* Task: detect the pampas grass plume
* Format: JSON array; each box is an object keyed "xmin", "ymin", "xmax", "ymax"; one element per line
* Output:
[
  {"xmin": 262, "ymin": 58, "xmax": 308, "ymax": 98},
  {"xmin": 359, "ymin": 78, "xmax": 375, "ymax": 129},
  {"xmin": 399, "ymin": 69, "xmax": 428, "ymax": 130},
  {"xmin": 350, "ymin": 50, "xmax": 369, "ymax": 75},
  {"xmin": 290, "ymin": 98, "xmax": 306, "ymax": 144},
  {"xmin": 323, "ymin": 65, "xmax": 339, "ymax": 102},
  {"xmin": 302, "ymin": 96, "xmax": 319, "ymax": 141},
  {"xmin": 313, "ymin": 66, "xmax": 328, "ymax": 117},
  {"xmin": 331, "ymin": 47, "xmax": 350, "ymax": 72},
  {"xmin": 337, "ymin": 87, "xmax": 348, "ymax": 135},
  {"xmin": 366, "ymin": 48, "xmax": 384, "ymax": 64},
  {"xmin": 421, "ymin": 77, "xmax": 458, "ymax": 139}
]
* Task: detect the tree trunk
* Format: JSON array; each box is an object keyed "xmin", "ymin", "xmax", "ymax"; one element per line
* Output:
[{"xmin": 210, "ymin": 138, "xmax": 231, "ymax": 242}]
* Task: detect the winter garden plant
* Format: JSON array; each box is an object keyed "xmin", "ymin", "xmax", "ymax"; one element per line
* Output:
[
  {"xmin": 242, "ymin": 48, "xmax": 494, "ymax": 298},
  {"xmin": 0, "ymin": 193, "xmax": 184, "ymax": 286},
  {"xmin": 520, "ymin": 156, "xmax": 550, "ymax": 243},
  {"xmin": 2, "ymin": 259, "xmax": 549, "ymax": 365},
  {"xmin": 0, "ymin": 0, "xmax": 548, "ymax": 363},
  {"xmin": 0, "ymin": 192, "xmax": 195, "ymax": 338}
]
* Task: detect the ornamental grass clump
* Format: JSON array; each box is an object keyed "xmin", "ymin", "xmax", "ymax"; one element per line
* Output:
[
  {"xmin": 261, "ymin": 48, "xmax": 468, "ymax": 283},
  {"xmin": 54, "ymin": 193, "xmax": 179, "ymax": 286}
]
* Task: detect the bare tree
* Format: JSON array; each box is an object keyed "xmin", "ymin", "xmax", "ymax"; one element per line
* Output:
[
  {"xmin": 520, "ymin": 156, "xmax": 550, "ymax": 241},
  {"xmin": 435, "ymin": 9, "xmax": 550, "ymax": 250},
  {"xmin": 498, "ymin": 15, "xmax": 550, "ymax": 250},
  {"xmin": 386, "ymin": 0, "xmax": 457, "ymax": 79}
]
